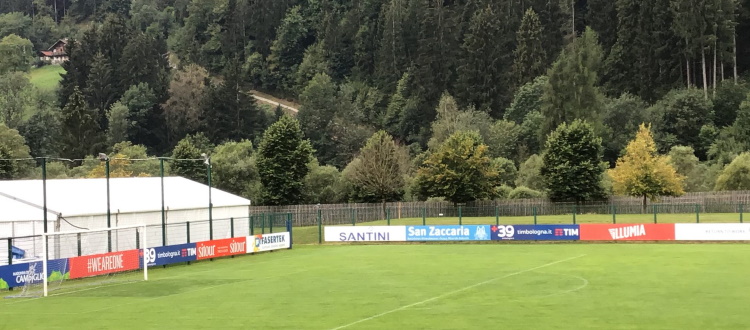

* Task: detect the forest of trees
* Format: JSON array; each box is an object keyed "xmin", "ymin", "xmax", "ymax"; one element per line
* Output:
[{"xmin": 3, "ymin": 0, "xmax": 750, "ymax": 206}]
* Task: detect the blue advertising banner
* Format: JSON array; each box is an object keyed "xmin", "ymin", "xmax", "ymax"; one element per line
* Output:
[
  {"xmin": 406, "ymin": 225, "xmax": 491, "ymax": 241},
  {"xmin": 0, "ymin": 258, "xmax": 70, "ymax": 289},
  {"xmin": 490, "ymin": 225, "xmax": 580, "ymax": 241},
  {"xmin": 142, "ymin": 243, "xmax": 197, "ymax": 267}
]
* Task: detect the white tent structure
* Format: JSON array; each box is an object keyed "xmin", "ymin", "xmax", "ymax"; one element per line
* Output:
[{"xmin": 0, "ymin": 177, "xmax": 251, "ymax": 263}]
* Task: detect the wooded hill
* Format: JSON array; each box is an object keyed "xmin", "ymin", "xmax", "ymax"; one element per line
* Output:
[{"xmin": 2, "ymin": 0, "xmax": 750, "ymax": 205}]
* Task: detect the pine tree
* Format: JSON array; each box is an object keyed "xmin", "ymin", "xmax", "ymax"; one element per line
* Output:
[
  {"xmin": 84, "ymin": 52, "xmax": 116, "ymax": 128},
  {"xmin": 456, "ymin": 3, "xmax": 509, "ymax": 116},
  {"xmin": 586, "ymin": 0, "xmax": 618, "ymax": 53},
  {"xmin": 256, "ymin": 115, "xmax": 313, "ymax": 205},
  {"xmin": 541, "ymin": 27, "xmax": 605, "ymax": 140},
  {"xmin": 512, "ymin": 8, "xmax": 546, "ymax": 88},
  {"xmin": 61, "ymin": 87, "xmax": 104, "ymax": 160},
  {"xmin": 374, "ymin": 0, "xmax": 412, "ymax": 91}
]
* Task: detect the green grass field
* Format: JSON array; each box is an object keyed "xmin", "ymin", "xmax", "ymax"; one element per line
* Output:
[
  {"xmin": 1, "ymin": 244, "xmax": 749, "ymax": 329},
  {"xmin": 29, "ymin": 65, "xmax": 65, "ymax": 92}
]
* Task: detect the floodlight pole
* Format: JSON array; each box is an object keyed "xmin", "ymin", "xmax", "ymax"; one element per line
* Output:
[
  {"xmin": 160, "ymin": 157, "xmax": 166, "ymax": 246},
  {"xmin": 203, "ymin": 154, "xmax": 213, "ymax": 240},
  {"xmin": 99, "ymin": 153, "xmax": 111, "ymax": 252},
  {"xmin": 41, "ymin": 157, "xmax": 48, "ymax": 234}
]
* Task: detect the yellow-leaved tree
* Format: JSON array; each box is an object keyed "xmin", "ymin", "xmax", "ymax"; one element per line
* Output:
[
  {"xmin": 609, "ymin": 124, "xmax": 684, "ymax": 210},
  {"xmin": 86, "ymin": 153, "xmax": 135, "ymax": 178}
]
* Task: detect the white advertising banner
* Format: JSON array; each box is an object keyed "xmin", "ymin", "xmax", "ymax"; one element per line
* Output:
[
  {"xmin": 675, "ymin": 223, "xmax": 750, "ymax": 241},
  {"xmin": 325, "ymin": 226, "xmax": 406, "ymax": 242},
  {"xmin": 247, "ymin": 232, "xmax": 291, "ymax": 253}
]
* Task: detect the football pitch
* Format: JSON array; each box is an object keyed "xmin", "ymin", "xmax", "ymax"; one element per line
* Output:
[{"xmin": 1, "ymin": 244, "xmax": 749, "ymax": 329}]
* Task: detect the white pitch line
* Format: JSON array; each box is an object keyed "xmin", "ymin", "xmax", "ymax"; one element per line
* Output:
[{"xmin": 329, "ymin": 254, "xmax": 587, "ymax": 330}]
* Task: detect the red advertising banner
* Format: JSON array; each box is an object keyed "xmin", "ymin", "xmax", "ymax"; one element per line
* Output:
[
  {"xmin": 69, "ymin": 249, "xmax": 141, "ymax": 279},
  {"xmin": 196, "ymin": 237, "xmax": 247, "ymax": 260},
  {"xmin": 580, "ymin": 223, "xmax": 675, "ymax": 241}
]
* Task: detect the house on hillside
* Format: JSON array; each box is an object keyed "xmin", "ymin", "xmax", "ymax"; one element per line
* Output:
[{"xmin": 39, "ymin": 39, "xmax": 68, "ymax": 64}]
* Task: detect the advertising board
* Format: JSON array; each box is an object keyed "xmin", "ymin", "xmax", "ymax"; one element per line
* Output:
[
  {"xmin": 324, "ymin": 226, "xmax": 406, "ymax": 242},
  {"xmin": 490, "ymin": 225, "xmax": 580, "ymax": 241},
  {"xmin": 405, "ymin": 225, "xmax": 491, "ymax": 241},
  {"xmin": 69, "ymin": 249, "xmax": 140, "ymax": 279},
  {"xmin": 0, "ymin": 258, "xmax": 69, "ymax": 289},
  {"xmin": 579, "ymin": 224, "xmax": 675, "ymax": 241},
  {"xmin": 248, "ymin": 232, "xmax": 291, "ymax": 253},
  {"xmin": 196, "ymin": 237, "xmax": 247, "ymax": 260},
  {"xmin": 142, "ymin": 243, "xmax": 197, "ymax": 267},
  {"xmin": 675, "ymin": 223, "xmax": 750, "ymax": 241}
]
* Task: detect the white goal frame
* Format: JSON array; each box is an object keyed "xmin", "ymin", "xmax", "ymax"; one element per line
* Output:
[{"xmin": 41, "ymin": 224, "xmax": 148, "ymax": 297}]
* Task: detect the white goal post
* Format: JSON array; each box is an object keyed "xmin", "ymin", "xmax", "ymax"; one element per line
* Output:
[{"xmin": 27, "ymin": 224, "xmax": 148, "ymax": 297}]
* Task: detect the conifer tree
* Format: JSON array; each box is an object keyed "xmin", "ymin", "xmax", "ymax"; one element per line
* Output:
[
  {"xmin": 512, "ymin": 8, "xmax": 546, "ymax": 88},
  {"xmin": 61, "ymin": 87, "xmax": 104, "ymax": 160}
]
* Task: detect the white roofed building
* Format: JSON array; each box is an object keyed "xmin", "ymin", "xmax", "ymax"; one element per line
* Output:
[{"xmin": 0, "ymin": 177, "xmax": 252, "ymax": 263}]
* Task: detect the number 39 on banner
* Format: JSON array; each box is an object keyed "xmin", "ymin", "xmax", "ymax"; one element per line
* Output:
[
  {"xmin": 144, "ymin": 248, "xmax": 156, "ymax": 264},
  {"xmin": 496, "ymin": 225, "xmax": 515, "ymax": 238}
]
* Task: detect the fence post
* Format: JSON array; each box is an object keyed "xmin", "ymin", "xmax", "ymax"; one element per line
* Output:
[
  {"xmin": 741, "ymin": 204, "xmax": 744, "ymax": 223},
  {"xmin": 317, "ymin": 209, "xmax": 322, "ymax": 244},
  {"xmin": 653, "ymin": 204, "xmax": 657, "ymax": 224},
  {"xmin": 186, "ymin": 221, "xmax": 192, "ymax": 265},
  {"xmin": 459, "ymin": 206, "xmax": 463, "ymax": 225},
  {"xmin": 533, "ymin": 207, "xmax": 538, "ymax": 225},
  {"xmin": 387, "ymin": 208, "xmax": 391, "ymax": 226},
  {"xmin": 572, "ymin": 205, "xmax": 577, "ymax": 225},
  {"xmin": 696, "ymin": 204, "xmax": 700, "ymax": 223},
  {"xmin": 612, "ymin": 205, "xmax": 616, "ymax": 224},
  {"xmin": 422, "ymin": 207, "xmax": 426, "ymax": 226},
  {"xmin": 230, "ymin": 217, "xmax": 235, "ymax": 238},
  {"xmin": 351, "ymin": 207, "xmax": 356, "ymax": 226},
  {"xmin": 286, "ymin": 214, "xmax": 293, "ymax": 249},
  {"xmin": 262, "ymin": 213, "xmax": 266, "ymax": 234},
  {"xmin": 77, "ymin": 233, "xmax": 82, "ymax": 256},
  {"xmin": 270, "ymin": 214, "xmax": 274, "ymax": 233},
  {"xmin": 495, "ymin": 206, "xmax": 499, "ymax": 226},
  {"xmin": 250, "ymin": 216, "xmax": 254, "ymax": 235},
  {"xmin": 7, "ymin": 238, "xmax": 12, "ymax": 266}
]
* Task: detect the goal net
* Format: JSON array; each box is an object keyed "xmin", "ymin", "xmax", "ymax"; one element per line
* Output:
[{"xmin": 5, "ymin": 224, "xmax": 148, "ymax": 298}]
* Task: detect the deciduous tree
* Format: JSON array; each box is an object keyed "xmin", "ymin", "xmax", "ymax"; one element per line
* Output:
[
  {"xmin": 415, "ymin": 131, "xmax": 498, "ymax": 205},
  {"xmin": 541, "ymin": 120, "xmax": 606, "ymax": 202},
  {"xmin": 715, "ymin": 152, "xmax": 750, "ymax": 190},
  {"xmin": 345, "ymin": 130, "xmax": 407, "ymax": 216},
  {"xmin": 609, "ymin": 124, "xmax": 684, "ymax": 209}
]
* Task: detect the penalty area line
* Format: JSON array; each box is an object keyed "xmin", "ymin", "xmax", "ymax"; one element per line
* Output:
[{"xmin": 328, "ymin": 254, "xmax": 587, "ymax": 330}]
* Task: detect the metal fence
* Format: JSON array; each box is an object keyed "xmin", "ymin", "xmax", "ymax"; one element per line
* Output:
[{"xmin": 1, "ymin": 215, "xmax": 292, "ymax": 266}]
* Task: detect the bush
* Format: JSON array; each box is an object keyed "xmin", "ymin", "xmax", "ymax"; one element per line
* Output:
[
  {"xmin": 495, "ymin": 185, "xmax": 513, "ymax": 199},
  {"xmin": 508, "ymin": 186, "xmax": 543, "ymax": 199}
]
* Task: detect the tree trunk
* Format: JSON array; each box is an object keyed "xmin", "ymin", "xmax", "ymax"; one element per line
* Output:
[
  {"xmin": 734, "ymin": 33, "xmax": 738, "ymax": 84},
  {"xmin": 382, "ymin": 199, "xmax": 387, "ymax": 221},
  {"xmin": 721, "ymin": 61, "xmax": 725, "ymax": 81},
  {"xmin": 685, "ymin": 37, "xmax": 691, "ymax": 88},
  {"xmin": 713, "ymin": 38, "xmax": 717, "ymax": 96},
  {"xmin": 642, "ymin": 194, "xmax": 647, "ymax": 214},
  {"xmin": 701, "ymin": 46, "xmax": 708, "ymax": 99}
]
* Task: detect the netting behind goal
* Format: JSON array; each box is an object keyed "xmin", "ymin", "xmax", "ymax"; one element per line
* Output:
[{"xmin": 5, "ymin": 225, "xmax": 147, "ymax": 298}]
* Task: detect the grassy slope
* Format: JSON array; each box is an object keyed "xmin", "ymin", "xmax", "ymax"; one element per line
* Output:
[
  {"xmin": 1, "ymin": 244, "xmax": 749, "ymax": 329},
  {"xmin": 29, "ymin": 65, "xmax": 65, "ymax": 92}
]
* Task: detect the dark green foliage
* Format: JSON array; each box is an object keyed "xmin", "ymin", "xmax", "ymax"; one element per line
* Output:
[
  {"xmin": 508, "ymin": 186, "xmax": 544, "ymax": 199},
  {"xmin": 0, "ymin": 143, "xmax": 16, "ymax": 179},
  {"xmin": 512, "ymin": 8, "xmax": 546, "ymax": 88},
  {"xmin": 60, "ymin": 86, "xmax": 104, "ymax": 160},
  {"xmin": 211, "ymin": 140, "xmax": 258, "ymax": 198},
  {"xmin": 415, "ymin": 131, "xmax": 498, "ymax": 204},
  {"xmin": 120, "ymin": 83, "xmax": 163, "ymax": 149},
  {"xmin": 456, "ymin": 3, "xmax": 512, "ymax": 116},
  {"xmin": 170, "ymin": 135, "xmax": 206, "ymax": 183},
  {"xmin": 541, "ymin": 120, "xmax": 606, "ymax": 202},
  {"xmin": 541, "ymin": 28, "xmax": 605, "ymax": 141},
  {"xmin": 713, "ymin": 81, "xmax": 748, "ymax": 127},
  {"xmin": 602, "ymin": 93, "xmax": 649, "ymax": 165},
  {"xmin": 505, "ymin": 76, "xmax": 547, "ymax": 124},
  {"xmin": 18, "ymin": 105, "xmax": 61, "ymax": 158},
  {"xmin": 256, "ymin": 115, "xmax": 313, "ymax": 205},
  {"xmin": 650, "ymin": 88, "xmax": 714, "ymax": 158}
]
